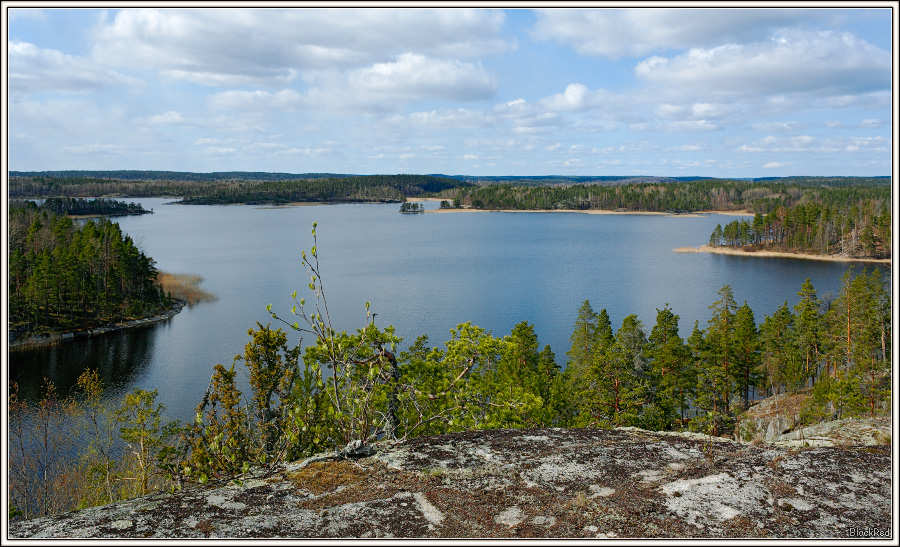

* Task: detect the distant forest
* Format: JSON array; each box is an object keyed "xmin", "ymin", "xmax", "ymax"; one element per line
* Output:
[
  {"xmin": 438, "ymin": 177, "xmax": 890, "ymax": 212},
  {"xmin": 8, "ymin": 173, "xmax": 469, "ymax": 204}
]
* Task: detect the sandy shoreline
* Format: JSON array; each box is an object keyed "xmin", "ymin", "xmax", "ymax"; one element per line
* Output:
[
  {"xmin": 674, "ymin": 244, "xmax": 891, "ymax": 264},
  {"xmin": 426, "ymin": 207, "xmax": 707, "ymax": 217}
]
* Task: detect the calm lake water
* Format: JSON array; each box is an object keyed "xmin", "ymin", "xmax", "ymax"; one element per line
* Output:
[{"xmin": 9, "ymin": 198, "xmax": 890, "ymax": 422}]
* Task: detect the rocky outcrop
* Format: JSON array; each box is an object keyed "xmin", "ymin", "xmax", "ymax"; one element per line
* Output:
[
  {"xmin": 7, "ymin": 427, "xmax": 893, "ymax": 539},
  {"xmin": 735, "ymin": 393, "xmax": 892, "ymax": 448},
  {"xmin": 735, "ymin": 392, "xmax": 811, "ymax": 442}
]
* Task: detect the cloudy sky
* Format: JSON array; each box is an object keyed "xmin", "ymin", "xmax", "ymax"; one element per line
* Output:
[{"xmin": 5, "ymin": 5, "xmax": 895, "ymax": 177}]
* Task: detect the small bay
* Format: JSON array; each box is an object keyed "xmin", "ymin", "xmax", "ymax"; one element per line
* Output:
[{"xmin": 9, "ymin": 198, "xmax": 888, "ymax": 423}]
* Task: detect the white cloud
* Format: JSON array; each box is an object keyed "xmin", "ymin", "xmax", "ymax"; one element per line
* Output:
[
  {"xmin": 206, "ymin": 147, "xmax": 237, "ymax": 154},
  {"xmin": 539, "ymin": 83, "xmax": 592, "ymax": 111},
  {"xmin": 62, "ymin": 143, "xmax": 123, "ymax": 153},
  {"xmin": 789, "ymin": 135, "xmax": 816, "ymax": 147},
  {"xmin": 531, "ymin": 8, "xmax": 822, "ymax": 59},
  {"xmin": 824, "ymin": 91, "xmax": 891, "ymax": 109},
  {"xmin": 346, "ymin": 53, "xmax": 497, "ymax": 103},
  {"xmin": 763, "ymin": 162, "xmax": 788, "ymax": 168},
  {"xmin": 655, "ymin": 102, "xmax": 731, "ymax": 121},
  {"xmin": 665, "ymin": 120, "xmax": 719, "ymax": 132},
  {"xmin": 274, "ymin": 148, "xmax": 332, "ymax": 157},
  {"xmin": 208, "ymin": 90, "xmax": 304, "ymax": 111},
  {"xmin": 146, "ymin": 111, "xmax": 188, "ymax": 125},
  {"xmin": 635, "ymin": 30, "xmax": 890, "ymax": 99},
  {"xmin": 90, "ymin": 8, "xmax": 511, "ymax": 87},
  {"xmin": 511, "ymin": 112, "xmax": 567, "ymax": 134},
  {"xmin": 751, "ymin": 121, "xmax": 807, "ymax": 132},
  {"xmin": 859, "ymin": 118, "xmax": 882, "ymax": 128},
  {"xmin": 401, "ymin": 109, "xmax": 492, "ymax": 129},
  {"xmin": 9, "ymin": 41, "xmax": 141, "ymax": 96}
]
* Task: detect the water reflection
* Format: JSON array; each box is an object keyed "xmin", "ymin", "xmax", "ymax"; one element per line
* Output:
[{"xmin": 9, "ymin": 323, "xmax": 157, "ymax": 402}]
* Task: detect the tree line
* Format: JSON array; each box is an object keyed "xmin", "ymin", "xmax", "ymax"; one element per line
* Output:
[
  {"xmin": 13, "ymin": 197, "xmax": 152, "ymax": 217},
  {"xmin": 441, "ymin": 178, "xmax": 889, "ymax": 215},
  {"xmin": 563, "ymin": 269, "xmax": 890, "ymax": 436},
  {"xmin": 8, "ymin": 174, "xmax": 471, "ymax": 204},
  {"xmin": 9, "ymin": 224, "xmax": 890, "ymax": 520},
  {"xmin": 8, "ymin": 206, "xmax": 170, "ymax": 339},
  {"xmin": 708, "ymin": 199, "xmax": 890, "ymax": 259},
  {"xmin": 9, "ymin": 170, "xmax": 355, "ymax": 181}
]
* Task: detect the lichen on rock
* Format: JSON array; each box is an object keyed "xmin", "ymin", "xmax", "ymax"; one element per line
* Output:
[{"xmin": 7, "ymin": 426, "xmax": 893, "ymax": 539}]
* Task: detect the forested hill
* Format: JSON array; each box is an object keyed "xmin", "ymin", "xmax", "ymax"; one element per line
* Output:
[{"xmin": 8, "ymin": 173, "xmax": 470, "ymax": 204}]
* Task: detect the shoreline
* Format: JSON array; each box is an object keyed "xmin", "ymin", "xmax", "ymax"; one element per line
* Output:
[
  {"xmin": 426, "ymin": 207, "xmax": 706, "ymax": 217},
  {"xmin": 8, "ymin": 300, "xmax": 188, "ymax": 351},
  {"xmin": 674, "ymin": 244, "xmax": 891, "ymax": 264}
]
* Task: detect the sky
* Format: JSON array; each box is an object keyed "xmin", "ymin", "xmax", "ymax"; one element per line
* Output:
[{"xmin": 3, "ymin": 3, "xmax": 896, "ymax": 178}]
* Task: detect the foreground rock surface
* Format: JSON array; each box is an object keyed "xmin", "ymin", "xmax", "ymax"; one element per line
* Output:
[{"xmin": 7, "ymin": 427, "xmax": 893, "ymax": 539}]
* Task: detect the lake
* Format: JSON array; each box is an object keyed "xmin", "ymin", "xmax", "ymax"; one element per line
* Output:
[{"xmin": 8, "ymin": 198, "xmax": 889, "ymax": 422}]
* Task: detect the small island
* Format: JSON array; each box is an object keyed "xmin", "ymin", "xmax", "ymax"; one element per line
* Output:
[{"xmin": 399, "ymin": 202, "xmax": 425, "ymax": 213}]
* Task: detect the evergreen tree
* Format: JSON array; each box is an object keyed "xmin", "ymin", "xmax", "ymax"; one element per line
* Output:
[
  {"xmin": 794, "ymin": 278, "xmax": 822, "ymax": 388},
  {"xmin": 566, "ymin": 300, "xmax": 599, "ymax": 378},
  {"xmin": 586, "ymin": 315, "xmax": 647, "ymax": 428},
  {"xmin": 759, "ymin": 302, "xmax": 801, "ymax": 395},
  {"xmin": 645, "ymin": 305, "xmax": 691, "ymax": 429},
  {"xmin": 693, "ymin": 286, "xmax": 738, "ymax": 435},
  {"xmin": 732, "ymin": 302, "xmax": 760, "ymax": 410}
]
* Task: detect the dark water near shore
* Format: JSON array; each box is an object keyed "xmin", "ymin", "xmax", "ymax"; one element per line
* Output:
[{"xmin": 8, "ymin": 198, "xmax": 889, "ymax": 422}]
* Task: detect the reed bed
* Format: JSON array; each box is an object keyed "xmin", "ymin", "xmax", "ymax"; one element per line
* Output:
[{"xmin": 157, "ymin": 272, "xmax": 217, "ymax": 306}]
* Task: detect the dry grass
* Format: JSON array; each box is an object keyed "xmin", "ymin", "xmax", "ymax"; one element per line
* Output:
[{"xmin": 157, "ymin": 272, "xmax": 217, "ymax": 306}]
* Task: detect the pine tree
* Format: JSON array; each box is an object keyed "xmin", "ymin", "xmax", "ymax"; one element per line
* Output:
[
  {"xmin": 793, "ymin": 279, "xmax": 822, "ymax": 388},
  {"xmin": 566, "ymin": 300, "xmax": 599, "ymax": 379},
  {"xmin": 588, "ymin": 315, "xmax": 647, "ymax": 428},
  {"xmin": 731, "ymin": 302, "xmax": 760, "ymax": 410},
  {"xmin": 759, "ymin": 302, "xmax": 801, "ymax": 395},
  {"xmin": 645, "ymin": 305, "xmax": 691, "ymax": 429}
]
